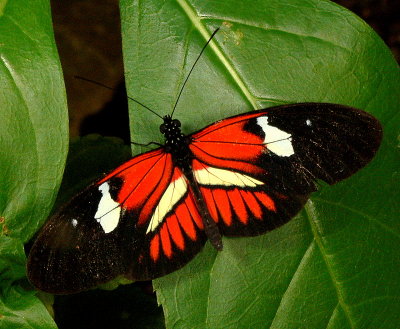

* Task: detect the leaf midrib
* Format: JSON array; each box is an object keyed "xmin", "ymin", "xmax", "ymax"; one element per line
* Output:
[{"xmin": 304, "ymin": 200, "xmax": 356, "ymax": 328}]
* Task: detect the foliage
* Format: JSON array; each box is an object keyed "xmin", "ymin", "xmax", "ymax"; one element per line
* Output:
[
  {"xmin": 0, "ymin": 0, "xmax": 399, "ymax": 328},
  {"xmin": 0, "ymin": 0, "xmax": 67, "ymax": 328}
]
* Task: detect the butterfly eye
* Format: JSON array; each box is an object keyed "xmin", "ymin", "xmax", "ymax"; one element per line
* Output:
[
  {"xmin": 172, "ymin": 119, "xmax": 181, "ymax": 127},
  {"xmin": 160, "ymin": 124, "xmax": 166, "ymax": 133}
]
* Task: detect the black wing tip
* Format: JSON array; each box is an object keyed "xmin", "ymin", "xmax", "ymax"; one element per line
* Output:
[{"xmin": 259, "ymin": 102, "xmax": 384, "ymax": 187}]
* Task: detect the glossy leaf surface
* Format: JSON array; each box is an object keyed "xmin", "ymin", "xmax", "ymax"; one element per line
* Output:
[{"xmin": 0, "ymin": 0, "xmax": 68, "ymax": 328}]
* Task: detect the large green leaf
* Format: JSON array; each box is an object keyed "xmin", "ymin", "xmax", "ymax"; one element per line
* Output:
[
  {"xmin": 0, "ymin": 0, "xmax": 68, "ymax": 241},
  {"xmin": 120, "ymin": 0, "xmax": 399, "ymax": 328},
  {"xmin": 0, "ymin": 0, "xmax": 67, "ymax": 328}
]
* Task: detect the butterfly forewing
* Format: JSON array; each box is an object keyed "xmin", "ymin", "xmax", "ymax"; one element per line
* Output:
[
  {"xmin": 26, "ymin": 183, "xmax": 135, "ymax": 294},
  {"xmin": 263, "ymin": 103, "xmax": 383, "ymax": 183}
]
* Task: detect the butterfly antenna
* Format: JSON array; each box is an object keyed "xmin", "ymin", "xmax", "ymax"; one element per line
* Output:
[
  {"xmin": 171, "ymin": 28, "xmax": 220, "ymax": 117},
  {"xmin": 74, "ymin": 76, "xmax": 163, "ymax": 120}
]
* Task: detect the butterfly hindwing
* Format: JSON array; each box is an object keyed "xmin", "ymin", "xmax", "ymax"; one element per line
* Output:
[
  {"xmin": 128, "ymin": 175, "xmax": 207, "ymax": 280},
  {"xmin": 189, "ymin": 103, "xmax": 382, "ymax": 236}
]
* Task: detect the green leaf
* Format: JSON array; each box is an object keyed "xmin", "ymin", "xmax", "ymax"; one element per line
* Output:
[
  {"xmin": 0, "ymin": 0, "xmax": 68, "ymax": 328},
  {"xmin": 0, "ymin": 236, "xmax": 26, "ymax": 285},
  {"xmin": 0, "ymin": 285, "xmax": 56, "ymax": 329},
  {"xmin": 120, "ymin": 0, "xmax": 400, "ymax": 328},
  {"xmin": 0, "ymin": 0, "xmax": 68, "ymax": 241}
]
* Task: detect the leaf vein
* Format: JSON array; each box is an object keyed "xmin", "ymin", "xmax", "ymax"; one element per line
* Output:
[
  {"xmin": 313, "ymin": 197, "xmax": 400, "ymax": 240},
  {"xmin": 305, "ymin": 200, "xmax": 356, "ymax": 328}
]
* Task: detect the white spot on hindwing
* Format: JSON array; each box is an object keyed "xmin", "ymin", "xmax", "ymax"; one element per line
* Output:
[
  {"xmin": 95, "ymin": 182, "xmax": 121, "ymax": 234},
  {"xmin": 146, "ymin": 176, "xmax": 188, "ymax": 234},
  {"xmin": 256, "ymin": 116, "xmax": 294, "ymax": 157},
  {"xmin": 195, "ymin": 167, "xmax": 264, "ymax": 187},
  {"xmin": 306, "ymin": 119, "xmax": 312, "ymax": 126},
  {"xmin": 71, "ymin": 219, "xmax": 78, "ymax": 227}
]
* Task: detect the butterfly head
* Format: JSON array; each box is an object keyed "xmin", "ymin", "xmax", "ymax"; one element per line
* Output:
[
  {"xmin": 160, "ymin": 115, "xmax": 186, "ymax": 147},
  {"xmin": 160, "ymin": 115, "xmax": 181, "ymax": 133}
]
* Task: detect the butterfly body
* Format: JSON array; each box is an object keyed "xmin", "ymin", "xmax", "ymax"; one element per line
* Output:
[
  {"xmin": 27, "ymin": 103, "xmax": 382, "ymax": 294},
  {"xmin": 160, "ymin": 115, "xmax": 223, "ymax": 250}
]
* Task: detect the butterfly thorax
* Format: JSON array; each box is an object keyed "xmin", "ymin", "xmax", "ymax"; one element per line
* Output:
[{"xmin": 161, "ymin": 115, "xmax": 192, "ymax": 168}]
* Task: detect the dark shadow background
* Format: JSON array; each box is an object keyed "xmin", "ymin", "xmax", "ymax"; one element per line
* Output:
[{"xmin": 48, "ymin": 0, "xmax": 399, "ymax": 328}]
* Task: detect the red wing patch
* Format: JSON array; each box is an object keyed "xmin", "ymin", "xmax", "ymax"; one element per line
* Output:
[
  {"xmin": 95, "ymin": 148, "xmax": 209, "ymax": 280},
  {"xmin": 187, "ymin": 111, "xmax": 310, "ymax": 237},
  {"xmin": 97, "ymin": 148, "xmax": 175, "ymax": 227},
  {"xmin": 189, "ymin": 111, "xmax": 269, "ymax": 176},
  {"xmin": 98, "ymin": 149, "xmax": 185, "ymax": 226}
]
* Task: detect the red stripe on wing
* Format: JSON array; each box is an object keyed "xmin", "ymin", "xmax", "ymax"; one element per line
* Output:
[
  {"xmin": 150, "ymin": 235, "xmax": 160, "ymax": 262},
  {"xmin": 241, "ymin": 190, "xmax": 263, "ymax": 219},
  {"xmin": 230, "ymin": 189, "xmax": 248, "ymax": 224},
  {"xmin": 255, "ymin": 191, "xmax": 276, "ymax": 212},
  {"xmin": 214, "ymin": 189, "xmax": 233, "ymax": 226},
  {"xmin": 190, "ymin": 145, "xmax": 265, "ymax": 175},
  {"xmin": 175, "ymin": 200, "xmax": 197, "ymax": 240},
  {"xmin": 137, "ymin": 155, "xmax": 175, "ymax": 225},
  {"xmin": 189, "ymin": 202, "xmax": 204, "ymax": 231},
  {"xmin": 200, "ymin": 188, "xmax": 219, "ymax": 223},
  {"xmin": 192, "ymin": 111, "xmax": 262, "ymax": 140},
  {"xmin": 160, "ymin": 225, "xmax": 172, "ymax": 259},
  {"xmin": 99, "ymin": 148, "xmax": 165, "ymax": 183},
  {"xmin": 166, "ymin": 215, "xmax": 185, "ymax": 250}
]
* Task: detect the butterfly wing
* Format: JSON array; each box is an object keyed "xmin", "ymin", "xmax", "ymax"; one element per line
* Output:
[
  {"xmin": 27, "ymin": 147, "xmax": 208, "ymax": 292},
  {"xmin": 189, "ymin": 103, "xmax": 382, "ymax": 236},
  {"xmin": 27, "ymin": 148, "xmax": 168, "ymax": 293}
]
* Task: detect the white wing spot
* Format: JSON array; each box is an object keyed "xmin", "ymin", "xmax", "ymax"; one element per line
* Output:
[
  {"xmin": 95, "ymin": 182, "xmax": 121, "ymax": 234},
  {"xmin": 195, "ymin": 167, "xmax": 264, "ymax": 187},
  {"xmin": 146, "ymin": 176, "xmax": 188, "ymax": 234},
  {"xmin": 306, "ymin": 119, "xmax": 312, "ymax": 126},
  {"xmin": 71, "ymin": 218, "xmax": 78, "ymax": 227},
  {"xmin": 257, "ymin": 116, "xmax": 294, "ymax": 157}
]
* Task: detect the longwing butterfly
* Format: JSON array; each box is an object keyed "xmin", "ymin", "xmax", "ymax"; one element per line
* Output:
[{"xmin": 27, "ymin": 30, "xmax": 382, "ymax": 294}]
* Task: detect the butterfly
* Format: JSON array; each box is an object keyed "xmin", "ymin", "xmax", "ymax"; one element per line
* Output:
[
  {"xmin": 26, "ymin": 29, "xmax": 382, "ymax": 294},
  {"xmin": 27, "ymin": 101, "xmax": 382, "ymax": 294}
]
